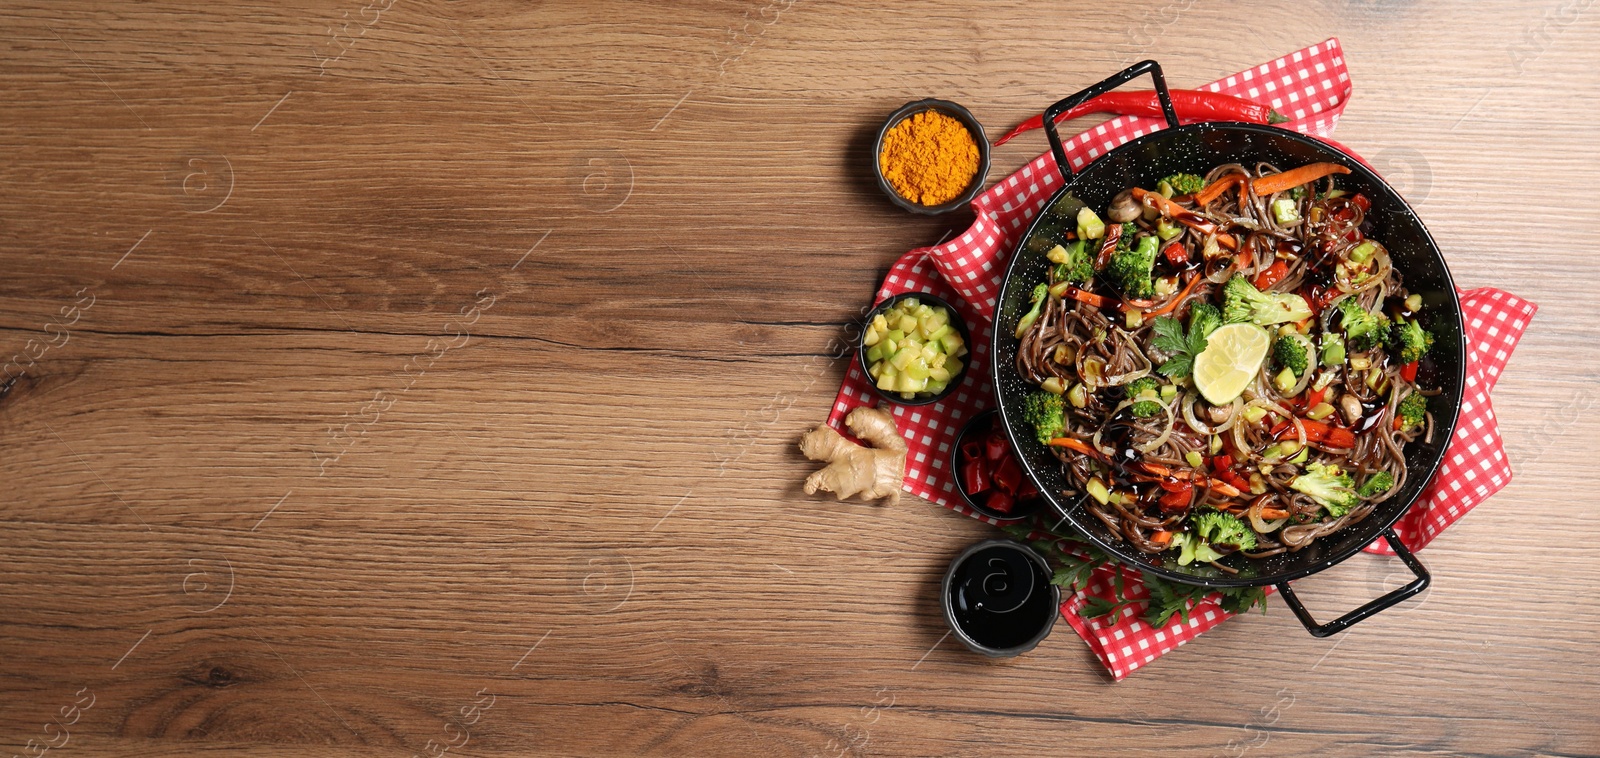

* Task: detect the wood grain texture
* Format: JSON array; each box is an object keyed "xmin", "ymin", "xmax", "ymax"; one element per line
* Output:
[{"xmin": 1, "ymin": 1, "xmax": 1597, "ymax": 755}]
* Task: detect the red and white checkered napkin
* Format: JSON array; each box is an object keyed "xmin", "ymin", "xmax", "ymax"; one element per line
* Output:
[{"xmin": 825, "ymin": 38, "xmax": 1540, "ymax": 678}]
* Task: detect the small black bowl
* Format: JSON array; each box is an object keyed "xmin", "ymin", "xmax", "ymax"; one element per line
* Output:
[
  {"xmin": 952, "ymin": 410, "xmax": 1045, "ymax": 522},
  {"xmin": 858, "ymin": 292, "xmax": 971, "ymax": 407},
  {"xmin": 941, "ymin": 539, "xmax": 1060, "ymax": 657},
  {"xmin": 873, "ymin": 98, "xmax": 991, "ymax": 215}
]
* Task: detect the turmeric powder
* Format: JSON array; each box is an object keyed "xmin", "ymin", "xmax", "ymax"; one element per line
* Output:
[{"xmin": 879, "ymin": 110, "xmax": 980, "ymax": 206}]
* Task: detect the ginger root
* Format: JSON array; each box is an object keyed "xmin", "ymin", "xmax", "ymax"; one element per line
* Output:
[{"xmin": 799, "ymin": 406, "xmax": 907, "ymax": 505}]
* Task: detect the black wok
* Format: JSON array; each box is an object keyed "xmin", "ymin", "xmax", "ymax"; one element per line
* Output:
[{"xmin": 990, "ymin": 61, "xmax": 1465, "ymax": 637}]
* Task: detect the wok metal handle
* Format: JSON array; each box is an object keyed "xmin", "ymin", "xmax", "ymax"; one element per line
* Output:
[
  {"xmin": 1275, "ymin": 528, "xmax": 1430, "ymax": 638},
  {"xmin": 1042, "ymin": 59, "xmax": 1180, "ymax": 184}
]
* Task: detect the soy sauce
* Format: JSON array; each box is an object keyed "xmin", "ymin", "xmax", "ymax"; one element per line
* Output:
[{"xmin": 947, "ymin": 545, "xmax": 1056, "ymax": 651}]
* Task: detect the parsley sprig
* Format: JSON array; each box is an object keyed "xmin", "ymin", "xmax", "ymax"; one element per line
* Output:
[
  {"xmin": 1150, "ymin": 302, "xmax": 1222, "ymax": 378},
  {"xmin": 1001, "ymin": 518, "xmax": 1267, "ymax": 628}
]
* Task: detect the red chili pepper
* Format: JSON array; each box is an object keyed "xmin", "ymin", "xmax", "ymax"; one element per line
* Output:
[
  {"xmin": 1161, "ymin": 241, "xmax": 1189, "ymax": 267},
  {"xmin": 1017, "ymin": 477, "xmax": 1039, "ymax": 500},
  {"xmin": 1211, "ymin": 454, "xmax": 1233, "ymax": 472},
  {"xmin": 992, "ymin": 454, "xmax": 1022, "ymax": 495},
  {"xmin": 1401, "ymin": 360, "xmax": 1419, "ymax": 383},
  {"xmin": 984, "ymin": 430, "xmax": 1008, "ymax": 463},
  {"xmin": 961, "ymin": 455, "xmax": 989, "ymax": 495},
  {"xmin": 960, "ymin": 436, "xmax": 982, "ymax": 461},
  {"xmin": 1252, "ymin": 260, "xmax": 1289, "ymax": 290},
  {"xmin": 993, "ymin": 90, "xmax": 1288, "ymax": 146},
  {"xmin": 986, "ymin": 489, "xmax": 1015, "ymax": 515}
]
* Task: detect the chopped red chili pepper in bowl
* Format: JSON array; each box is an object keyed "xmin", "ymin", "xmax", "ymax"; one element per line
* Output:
[{"xmin": 953, "ymin": 410, "xmax": 1045, "ymax": 521}]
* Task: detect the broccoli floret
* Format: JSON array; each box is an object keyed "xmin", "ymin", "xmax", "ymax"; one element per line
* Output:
[
  {"xmin": 1023, "ymin": 390, "xmax": 1066, "ymax": 445},
  {"xmin": 1161, "ymin": 173, "xmax": 1207, "ymax": 195},
  {"xmin": 1013, "ymin": 282, "xmax": 1049, "ymax": 339},
  {"xmin": 1222, "ymin": 275, "xmax": 1313, "ymax": 326},
  {"xmin": 1170, "ymin": 531, "xmax": 1224, "ymax": 566},
  {"xmin": 1105, "ymin": 228, "xmax": 1159, "ymax": 299},
  {"xmin": 1338, "ymin": 298, "xmax": 1390, "ymax": 352},
  {"xmin": 1388, "ymin": 319, "xmax": 1434, "ymax": 364},
  {"xmin": 1397, "ymin": 392, "xmax": 1427, "ymax": 432},
  {"xmin": 1188, "ymin": 302, "xmax": 1223, "ymax": 341},
  {"xmin": 1048, "ymin": 241, "xmax": 1094, "ymax": 286},
  {"xmin": 1193, "ymin": 510, "xmax": 1258, "ymax": 551},
  {"xmin": 1358, "ymin": 471, "xmax": 1396, "ymax": 498},
  {"xmin": 1273, "ymin": 335, "xmax": 1309, "ymax": 376},
  {"xmin": 1124, "ymin": 376, "xmax": 1162, "ymax": 418},
  {"xmin": 1289, "ymin": 461, "xmax": 1359, "ymax": 517}
]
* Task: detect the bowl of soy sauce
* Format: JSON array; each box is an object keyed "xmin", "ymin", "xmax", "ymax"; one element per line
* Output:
[{"xmin": 941, "ymin": 539, "xmax": 1059, "ymax": 657}]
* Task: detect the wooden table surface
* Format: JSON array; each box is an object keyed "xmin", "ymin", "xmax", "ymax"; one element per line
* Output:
[{"xmin": 2, "ymin": 1, "xmax": 1597, "ymax": 755}]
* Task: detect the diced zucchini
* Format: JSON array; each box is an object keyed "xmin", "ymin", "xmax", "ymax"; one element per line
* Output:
[
  {"xmin": 929, "ymin": 352, "xmax": 947, "ymax": 369},
  {"xmin": 875, "ymin": 365, "xmax": 897, "ymax": 391},
  {"xmin": 884, "ymin": 328, "xmax": 904, "ymax": 342},
  {"xmin": 928, "ymin": 364, "xmax": 952, "ymax": 383},
  {"xmin": 1348, "ymin": 241, "xmax": 1376, "ymax": 263},
  {"xmin": 1271, "ymin": 197, "xmax": 1300, "ymax": 224},
  {"xmin": 944, "ymin": 358, "xmax": 964, "ymax": 377},
  {"xmin": 938, "ymin": 332, "xmax": 964, "ymax": 355},
  {"xmin": 862, "ymin": 327, "xmax": 881, "ymax": 347},
  {"xmin": 1156, "ymin": 218, "xmax": 1182, "ymax": 240},
  {"xmin": 871, "ymin": 314, "xmax": 888, "ymax": 332},
  {"xmin": 895, "ymin": 374, "xmax": 926, "ymax": 394},
  {"xmin": 1067, "ymin": 382, "xmax": 1088, "ymax": 408},
  {"xmin": 865, "ymin": 343, "xmax": 886, "ymax": 364},
  {"xmin": 903, "ymin": 359, "xmax": 931, "ymax": 380},
  {"xmin": 1041, "ymin": 376, "xmax": 1065, "ymax": 395},
  {"xmin": 924, "ymin": 378, "xmax": 948, "ymax": 395},
  {"xmin": 925, "ymin": 324, "xmax": 953, "ymax": 343},
  {"xmin": 1076, "ymin": 207, "xmax": 1106, "ymax": 240},
  {"xmin": 1086, "ymin": 478, "xmax": 1110, "ymax": 505},
  {"xmin": 890, "ymin": 346, "xmax": 919, "ymax": 371},
  {"xmin": 896, "ymin": 315, "xmax": 917, "ymax": 333}
]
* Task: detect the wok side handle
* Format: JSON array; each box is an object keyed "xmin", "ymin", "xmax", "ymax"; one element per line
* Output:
[
  {"xmin": 1042, "ymin": 60, "xmax": 1179, "ymax": 184},
  {"xmin": 1274, "ymin": 528, "xmax": 1430, "ymax": 638}
]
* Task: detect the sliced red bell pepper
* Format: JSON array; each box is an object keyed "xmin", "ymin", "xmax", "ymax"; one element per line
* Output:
[
  {"xmin": 960, "ymin": 455, "xmax": 989, "ymax": 495},
  {"xmin": 1401, "ymin": 360, "xmax": 1418, "ymax": 383},
  {"xmin": 1158, "ymin": 482, "xmax": 1194, "ymax": 511},
  {"xmin": 1161, "ymin": 241, "xmax": 1189, "ymax": 267},
  {"xmin": 1252, "ymin": 259, "xmax": 1289, "ymax": 290},
  {"xmin": 992, "ymin": 454, "xmax": 1022, "ymax": 495},
  {"xmin": 1351, "ymin": 193, "xmax": 1371, "ymax": 213},
  {"xmin": 987, "ymin": 489, "xmax": 1015, "ymax": 514},
  {"xmin": 1304, "ymin": 386, "xmax": 1328, "ymax": 410},
  {"xmin": 1272, "ymin": 417, "xmax": 1357, "ymax": 449}
]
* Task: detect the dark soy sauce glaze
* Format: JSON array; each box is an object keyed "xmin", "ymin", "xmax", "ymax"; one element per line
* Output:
[{"xmin": 947, "ymin": 545, "xmax": 1056, "ymax": 650}]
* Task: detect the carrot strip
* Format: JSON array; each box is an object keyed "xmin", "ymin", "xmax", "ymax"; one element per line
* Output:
[
  {"xmin": 1059, "ymin": 285, "xmax": 1115, "ymax": 309},
  {"xmin": 1260, "ymin": 507, "xmax": 1293, "ymax": 520},
  {"xmin": 1141, "ymin": 273, "xmax": 1201, "ymax": 319},
  {"xmin": 1047, "ymin": 436, "xmax": 1107, "ymax": 462},
  {"xmin": 1150, "ymin": 530, "xmax": 1175, "ymax": 547},
  {"xmin": 1251, "ymin": 162, "xmax": 1351, "ymax": 196},
  {"xmin": 1194, "ymin": 174, "xmax": 1244, "ymax": 206}
]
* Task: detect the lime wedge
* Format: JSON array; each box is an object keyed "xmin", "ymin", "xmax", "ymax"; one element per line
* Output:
[{"xmin": 1192, "ymin": 322, "xmax": 1271, "ymax": 405}]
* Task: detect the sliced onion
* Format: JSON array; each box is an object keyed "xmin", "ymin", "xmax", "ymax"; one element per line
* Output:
[
  {"xmin": 1102, "ymin": 398, "xmax": 1176, "ymax": 455},
  {"xmin": 1248, "ymin": 496, "xmax": 1288, "ymax": 533}
]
